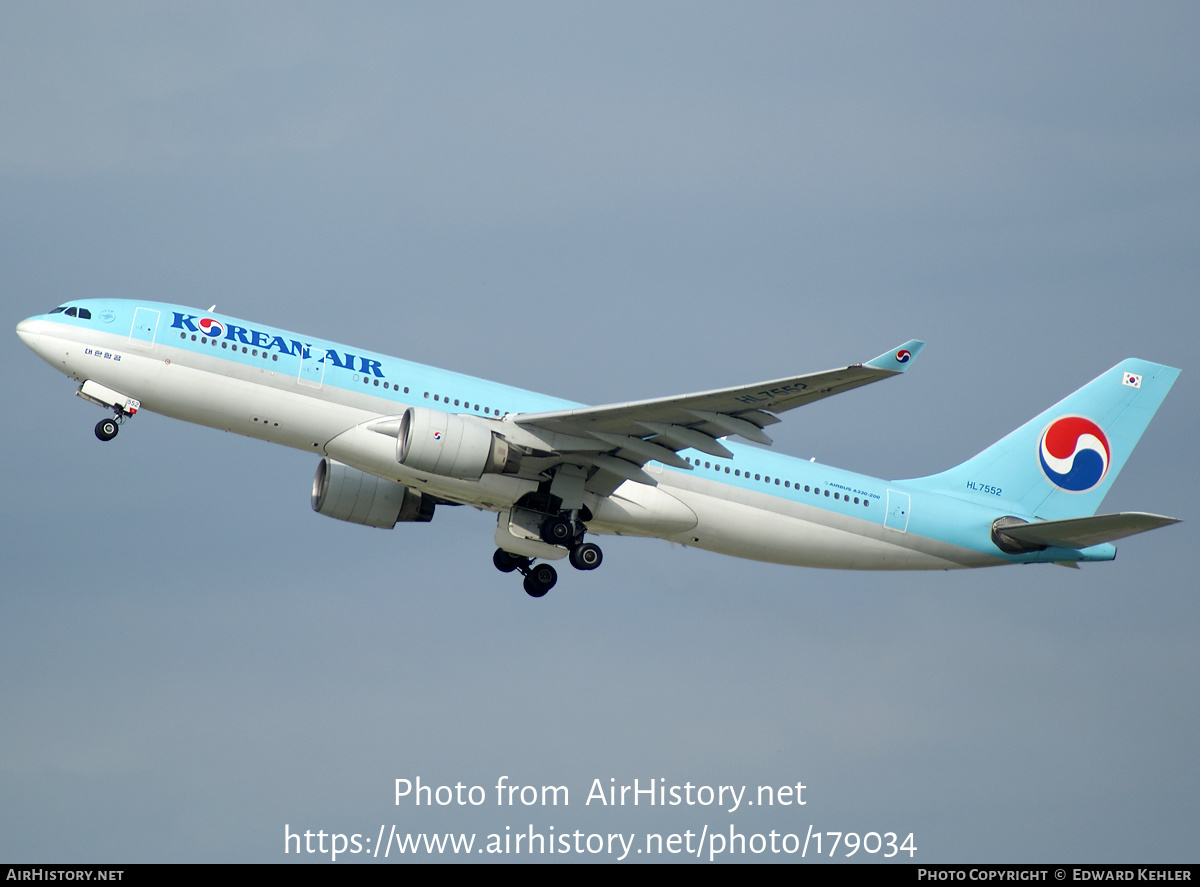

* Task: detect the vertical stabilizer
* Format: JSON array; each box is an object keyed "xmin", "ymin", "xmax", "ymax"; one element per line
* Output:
[{"xmin": 903, "ymin": 359, "xmax": 1179, "ymax": 521}]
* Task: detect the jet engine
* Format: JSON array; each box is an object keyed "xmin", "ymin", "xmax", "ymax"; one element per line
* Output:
[
  {"xmin": 396, "ymin": 406, "xmax": 521, "ymax": 479},
  {"xmin": 312, "ymin": 457, "xmax": 434, "ymax": 528}
]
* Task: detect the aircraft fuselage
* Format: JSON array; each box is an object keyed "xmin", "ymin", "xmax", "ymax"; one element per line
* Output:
[{"xmin": 19, "ymin": 299, "xmax": 1156, "ymax": 584}]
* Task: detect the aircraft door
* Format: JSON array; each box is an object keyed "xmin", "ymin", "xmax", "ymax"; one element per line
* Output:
[
  {"xmin": 884, "ymin": 489, "xmax": 911, "ymax": 532},
  {"xmin": 128, "ymin": 307, "xmax": 160, "ymax": 349},
  {"xmin": 297, "ymin": 345, "xmax": 326, "ymax": 389}
]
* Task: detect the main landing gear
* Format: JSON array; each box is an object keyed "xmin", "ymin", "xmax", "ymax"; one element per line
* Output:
[
  {"xmin": 493, "ymin": 513, "xmax": 604, "ymax": 598},
  {"xmin": 493, "ymin": 548, "xmax": 559, "ymax": 598}
]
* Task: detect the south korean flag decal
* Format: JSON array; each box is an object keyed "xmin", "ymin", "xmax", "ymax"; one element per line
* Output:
[{"xmin": 1122, "ymin": 372, "xmax": 1142, "ymax": 389}]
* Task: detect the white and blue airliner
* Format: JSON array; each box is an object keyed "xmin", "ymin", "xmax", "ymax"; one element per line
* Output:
[{"xmin": 16, "ymin": 301, "xmax": 1180, "ymax": 597}]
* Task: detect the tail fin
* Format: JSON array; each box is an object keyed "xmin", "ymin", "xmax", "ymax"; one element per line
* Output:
[{"xmin": 904, "ymin": 359, "xmax": 1180, "ymax": 521}]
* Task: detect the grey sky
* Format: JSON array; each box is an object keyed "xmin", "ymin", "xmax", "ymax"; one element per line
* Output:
[{"xmin": 2, "ymin": 2, "xmax": 1197, "ymax": 862}]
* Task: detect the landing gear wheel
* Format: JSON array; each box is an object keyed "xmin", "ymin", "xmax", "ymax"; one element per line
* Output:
[
  {"xmin": 493, "ymin": 548, "xmax": 527, "ymax": 574},
  {"xmin": 569, "ymin": 542, "xmax": 603, "ymax": 571},
  {"xmin": 95, "ymin": 418, "xmax": 119, "ymax": 442},
  {"xmin": 522, "ymin": 563, "xmax": 557, "ymax": 598},
  {"xmin": 540, "ymin": 516, "xmax": 574, "ymax": 546}
]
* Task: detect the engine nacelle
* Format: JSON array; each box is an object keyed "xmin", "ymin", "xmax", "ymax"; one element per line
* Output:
[
  {"xmin": 397, "ymin": 406, "xmax": 520, "ymax": 479},
  {"xmin": 312, "ymin": 457, "xmax": 434, "ymax": 528}
]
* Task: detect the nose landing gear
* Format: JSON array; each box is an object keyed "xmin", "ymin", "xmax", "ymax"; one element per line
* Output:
[
  {"xmin": 78, "ymin": 381, "xmax": 139, "ymax": 442},
  {"xmin": 95, "ymin": 416, "xmax": 120, "ymax": 441},
  {"xmin": 94, "ymin": 405, "xmax": 132, "ymax": 441}
]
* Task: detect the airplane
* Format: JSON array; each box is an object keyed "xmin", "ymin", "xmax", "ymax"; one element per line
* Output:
[{"xmin": 16, "ymin": 300, "xmax": 1181, "ymax": 597}]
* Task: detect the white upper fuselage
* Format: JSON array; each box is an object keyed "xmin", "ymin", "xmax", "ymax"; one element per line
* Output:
[{"xmin": 16, "ymin": 299, "xmax": 1115, "ymax": 572}]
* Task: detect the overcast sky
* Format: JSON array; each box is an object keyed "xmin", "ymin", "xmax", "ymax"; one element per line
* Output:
[{"xmin": 2, "ymin": 2, "xmax": 1197, "ymax": 863}]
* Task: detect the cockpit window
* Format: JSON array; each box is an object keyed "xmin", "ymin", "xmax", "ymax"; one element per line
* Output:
[
  {"xmin": 49, "ymin": 306, "xmax": 66, "ymax": 314},
  {"xmin": 65, "ymin": 307, "xmax": 78, "ymax": 317},
  {"xmin": 78, "ymin": 308, "xmax": 91, "ymax": 319}
]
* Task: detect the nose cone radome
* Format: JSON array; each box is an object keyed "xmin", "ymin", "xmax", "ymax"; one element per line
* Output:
[{"xmin": 16, "ymin": 317, "xmax": 44, "ymax": 350}]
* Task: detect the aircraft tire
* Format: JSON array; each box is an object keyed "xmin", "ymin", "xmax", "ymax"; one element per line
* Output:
[
  {"xmin": 523, "ymin": 563, "xmax": 557, "ymax": 597},
  {"xmin": 569, "ymin": 542, "xmax": 603, "ymax": 571},
  {"xmin": 493, "ymin": 548, "xmax": 523, "ymax": 573},
  {"xmin": 95, "ymin": 418, "xmax": 119, "ymax": 442},
  {"xmin": 540, "ymin": 516, "xmax": 573, "ymax": 546}
]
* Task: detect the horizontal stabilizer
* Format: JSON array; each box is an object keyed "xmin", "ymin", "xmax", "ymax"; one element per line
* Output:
[{"xmin": 999, "ymin": 512, "xmax": 1179, "ymax": 550}]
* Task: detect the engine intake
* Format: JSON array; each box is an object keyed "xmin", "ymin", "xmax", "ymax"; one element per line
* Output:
[
  {"xmin": 397, "ymin": 406, "xmax": 520, "ymax": 479},
  {"xmin": 312, "ymin": 457, "xmax": 434, "ymax": 528}
]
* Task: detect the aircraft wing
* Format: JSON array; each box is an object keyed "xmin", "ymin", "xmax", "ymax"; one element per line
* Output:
[{"xmin": 510, "ymin": 340, "xmax": 924, "ymax": 490}]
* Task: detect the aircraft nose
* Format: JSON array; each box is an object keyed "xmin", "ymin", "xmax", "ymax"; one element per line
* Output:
[{"xmin": 16, "ymin": 317, "xmax": 44, "ymax": 349}]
